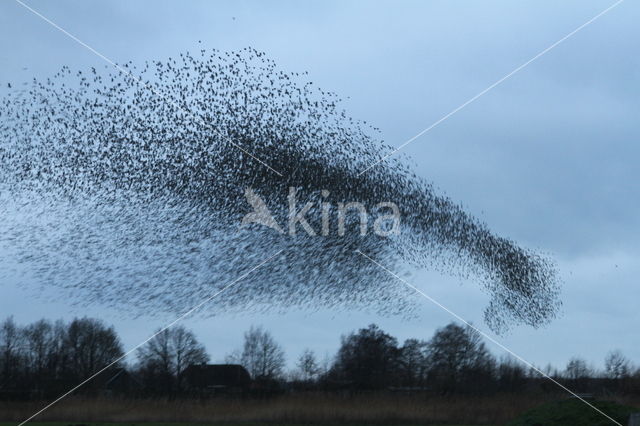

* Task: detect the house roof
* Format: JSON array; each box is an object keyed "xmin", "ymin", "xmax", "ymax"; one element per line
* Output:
[{"xmin": 183, "ymin": 364, "xmax": 251, "ymax": 387}]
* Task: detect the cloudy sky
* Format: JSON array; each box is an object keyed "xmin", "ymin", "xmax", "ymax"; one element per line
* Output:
[{"xmin": 1, "ymin": 0, "xmax": 638, "ymax": 373}]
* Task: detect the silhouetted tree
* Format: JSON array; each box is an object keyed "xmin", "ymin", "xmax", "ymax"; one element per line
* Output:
[
  {"xmin": 65, "ymin": 317, "xmax": 124, "ymax": 381},
  {"xmin": 398, "ymin": 338, "xmax": 428, "ymax": 387},
  {"xmin": 296, "ymin": 349, "xmax": 320, "ymax": 382},
  {"xmin": 136, "ymin": 326, "xmax": 208, "ymax": 394},
  {"xmin": 24, "ymin": 320, "xmax": 52, "ymax": 374},
  {"xmin": 240, "ymin": 326, "xmax": 285, "ymax": 380},
  {"xmin": 224, "ymin": 349, "xmax": 242, "ymax": 364},
  {"xmin": 564, "ymin": 357, "xmax": 591, "ymax": 380},
  {"xmin": 23, "ymin": 319, "xmax": 55, "ymax": 391},
  {"xmin": 497, "ymin": 356, "xmax": 527, "ymax": 392},
  {"xmin": 332, "ymin": 324, "xmax": 399, "ymax": 390},
  {"xmin": 426, "ymin": 322, "xmax": 495, "ymax": 394},
  {"xmin": 605, "ymin": 350, "xmax": 630, "ymax": 380},
  {"xmin": 0, "ymin": 317, "xmax": 23, "ymax": 389},
  {"xmin": 48, "ymin": 320, "xmax": 70, "ymax": 382},
  {"xmin": 6, "ymin": 315, "xmax": 640, "ymax": 401}
]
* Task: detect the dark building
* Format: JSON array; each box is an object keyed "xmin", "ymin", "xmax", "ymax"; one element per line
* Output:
[
  {"xmin": 92, "ymin": 367, "xmax": 142, "ymax": 396},
  {"xmin": 183, "ymin": 364, "xmax": 251, "ymax": 395}
]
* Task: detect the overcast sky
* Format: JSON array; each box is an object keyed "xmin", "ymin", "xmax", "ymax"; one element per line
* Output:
[{"xmin": 1, "ymin": 0, "xmax": 639, "ymax": 373}]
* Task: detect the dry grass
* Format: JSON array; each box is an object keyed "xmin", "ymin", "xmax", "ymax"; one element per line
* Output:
[{"xmin": 0, "ymin": 393, "xmax": 555, "ymax": 425}]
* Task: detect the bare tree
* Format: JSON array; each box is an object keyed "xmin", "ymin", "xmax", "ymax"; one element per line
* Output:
[
  {"xmin": 426, "ymin": 322, "xmax": 495, "ymax": 393},
  {"xmin": 296, "ymin": 348, "xmax": 320, "ymax": 382},
  {"xmin": 0, "ymin": 316, "xmax": 23, "ymax": 386},
  {"xmin": 24, "ymin": 319, "xmax": 54, "ymax": 378},
  {"xmin": 605, "ymin": 350, "xmax": 630, "ymax": 379},
  {"xmin": 497, "ymin": 355, "xmax": 527, "ymax": 392},
  {"xmin": 136, "ymin": 325, "xmax": 208, "ymax": 393},
  {"xmin": 564, "ymin": 357, "xmax": 591, "ymax": 380},
  {"xmin": 319, "ymin": 352, "xmax": 332, "ymax": 378},
  {"xmin": 224, "ymin": 349, "xmax": 242, "ymax": 364},
  {"xmin": 65, "ymin": 317, "xmax": 124, "ymax": 380},
  {"xmin": 172, "ymin": 327, "xmax": 208, "ymax": 387},
  {"xmin": 241, "ymin": 326, "xmax": 285, "ymax": 380},
  {"xmin": 398, "ymin": 338, "xmax": 428, "ymax": 386},
  {"xmin": 49, "ymin": 319, "xmax": 70, "ymax": 380}
]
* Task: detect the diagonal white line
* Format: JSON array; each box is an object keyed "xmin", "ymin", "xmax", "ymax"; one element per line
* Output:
[
  {"xmin": 13, "ymin": 0, "xmax": 283, "ymax": 177},
  {"xmin": 17, "ymin": 249, "xmax": 283, "ymax": 426},
  {"xmin": 355, "ymin": 249, "xmax": 622, "ymax": 426},
  {"xmin": 358, "ymin": 0, "xmax": 625, "ymax": 176}
]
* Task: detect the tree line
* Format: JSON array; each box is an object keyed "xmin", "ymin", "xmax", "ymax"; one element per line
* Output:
[{"xmin": 0, "ymin": 316, "xmax": 638, "ymax": 399}]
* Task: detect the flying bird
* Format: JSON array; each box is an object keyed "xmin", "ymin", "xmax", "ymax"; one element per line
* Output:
[{"xmin": 0, "ymin": 48, "xmax": 560, "ymax": 333}]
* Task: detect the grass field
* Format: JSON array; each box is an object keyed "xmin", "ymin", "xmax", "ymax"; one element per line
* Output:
[
  {"xmin": 1, "ymin": 393, "xmax": 638, "ymax": 426},
  {"xmin": 506, "ymin": 398, "xmax": 638, "ymax": 426},
  {"xmin": 0, "ymin": 423, "xmax": 484, "ymax": 426},
  {"xmin": 0, "ymin": 393, "xmax": 541, "ymax": 425}
]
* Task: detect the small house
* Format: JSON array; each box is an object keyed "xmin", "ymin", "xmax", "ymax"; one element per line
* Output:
[{"xmin": 183, "ymin": 364, "xmax": 251, "ymax": 395}]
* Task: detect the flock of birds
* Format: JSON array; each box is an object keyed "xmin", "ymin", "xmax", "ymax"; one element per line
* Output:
[{"xmin": 0, "ymin": 47, "xmax": 560, "ymax": 332}]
